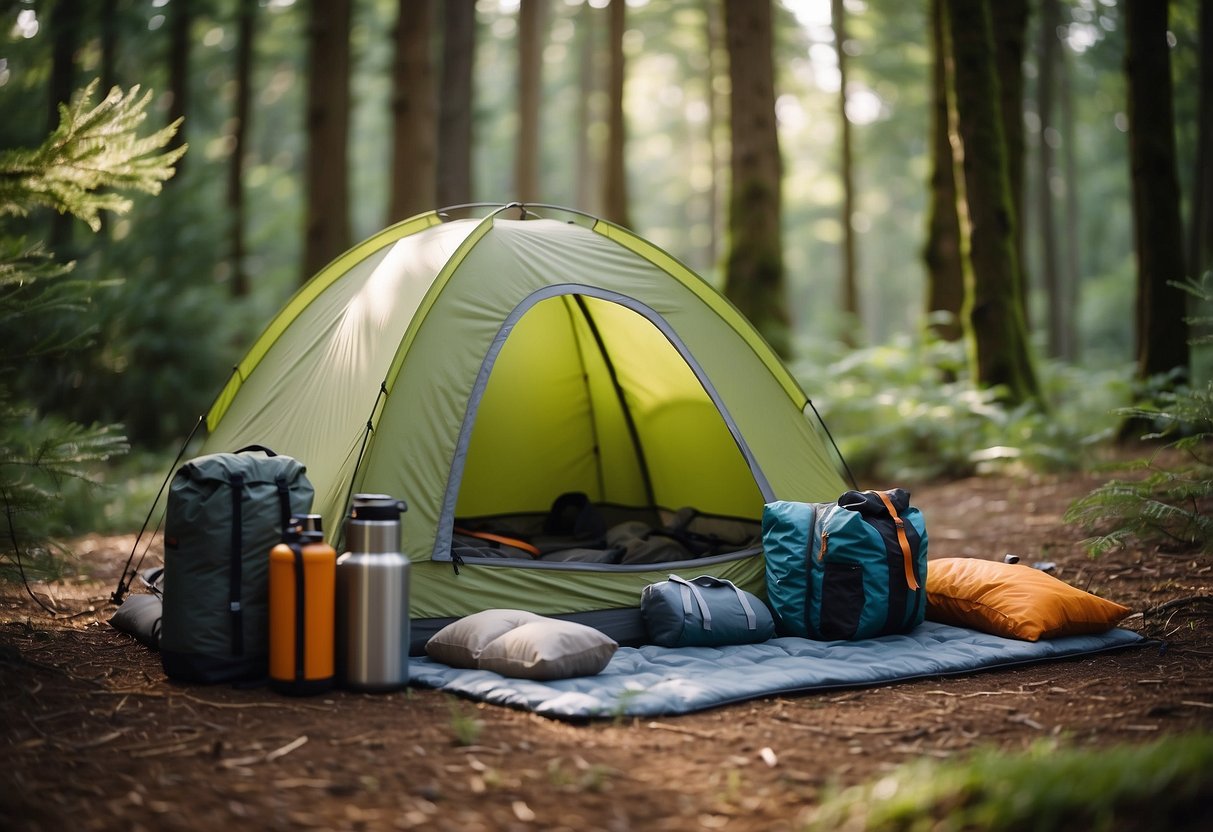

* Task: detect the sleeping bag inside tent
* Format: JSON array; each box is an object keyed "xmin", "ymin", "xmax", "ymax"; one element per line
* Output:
[{"xmin": 201, "ymin": 204, "xmax": 848, "ymax": 649}]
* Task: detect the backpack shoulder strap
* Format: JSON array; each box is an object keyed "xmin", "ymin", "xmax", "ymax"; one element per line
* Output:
[
  {"xmin": 275, "ymin": 475, "xmax": 291, "ymax": 530},
  {"xmin": 228, "ymin": 472, "xmax": 246, "ymax": 656}
]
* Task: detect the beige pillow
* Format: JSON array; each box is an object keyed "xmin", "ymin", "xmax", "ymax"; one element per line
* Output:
[
  {"xmin": 476, "ymin": 619, "xmax": 618, "ymax": 681},
  {"xmin": 425, "ymin": 608, "xmax": 544, "ymax": 668},
  {"xmin": 927, "ymin": 557, "xmax": 1132, "ymax": 641}
]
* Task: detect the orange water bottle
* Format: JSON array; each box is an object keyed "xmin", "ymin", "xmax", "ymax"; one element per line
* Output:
[{"xmin": 269, "ymin": 515, "xmax": 336, "ymax": 695}]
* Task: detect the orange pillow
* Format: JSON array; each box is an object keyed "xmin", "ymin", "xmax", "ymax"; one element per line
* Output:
[{"xmin": 926, "ymin": 557, "xmax": 1132, "ymax": 641}]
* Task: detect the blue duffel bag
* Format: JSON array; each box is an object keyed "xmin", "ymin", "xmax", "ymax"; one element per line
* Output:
[
  {"xmin": 641, "ymin": 574, "xmax": 776, "ymax": 648},
  {"xmin": 763, "ymin": 488, "xmax": 928, "ymax": 641}
]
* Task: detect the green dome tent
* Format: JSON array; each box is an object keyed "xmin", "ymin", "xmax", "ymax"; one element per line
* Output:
[{"xmin": 203, "ymin": 204, "xmax": 849, "ymax": 648}]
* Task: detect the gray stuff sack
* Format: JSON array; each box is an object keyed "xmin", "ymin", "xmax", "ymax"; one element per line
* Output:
[
  {"xmin": 159, "ymin": 446, "xmax": 313, "ymax": 683},
  {"xmin": 641, "ymin": 574, "xmax": 775, "ymax": 648},
  {"xmin": 109, "ymin": 567, "xmax": 165, "ymax": 650}
]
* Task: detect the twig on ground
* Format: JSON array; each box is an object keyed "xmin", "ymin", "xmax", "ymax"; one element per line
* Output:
[
  {"xmin": 129, "ymin": 742, "xmax": 198, "ymax": 759},
  {"xmin": 87, "ymin": 688, "xmax": 330, "ymax": 711},
  {"xmin": 645, "ymin": 721, "xmax": 718, "ymax": 740},
  {"xmin": 1145, "ymin": 595, "xmax": 1213, "ymax": 616},
  {"xmin": 265, "ymin": 735, "xmax": 308, "ymax": 762},
  {"xmin": 75, "ymin": 729, "xmax": 127, "ymax": 750}
]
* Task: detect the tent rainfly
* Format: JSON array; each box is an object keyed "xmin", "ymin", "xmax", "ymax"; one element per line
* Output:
[{"xmin": 201, "ymin": 204, "xmax": 849, "ymax": 650}]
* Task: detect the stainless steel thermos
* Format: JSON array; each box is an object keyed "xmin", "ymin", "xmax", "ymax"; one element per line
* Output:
[{"xmin": 336, "ymin": 494, "xmax": 410, "ymax": 691}]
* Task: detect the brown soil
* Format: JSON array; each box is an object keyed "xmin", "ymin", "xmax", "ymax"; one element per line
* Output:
[{"xmin": 3, "ymin": 468, "xmax": 1212, "ymax": 832}]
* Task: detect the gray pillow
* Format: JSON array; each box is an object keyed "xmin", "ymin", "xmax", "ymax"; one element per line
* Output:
[
  {"xmin": 425, "ymin": 608, "xmax": 543, "ymax": 668},
  {"xmin": 476, "ymin": 619, "xmax": 618, "ymax": 681}
]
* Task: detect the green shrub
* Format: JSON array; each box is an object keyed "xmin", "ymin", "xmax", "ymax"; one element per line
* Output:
[
  {"xmin": 55, "ymin": 447, "xmax": 184, "ymax": 536},
  {"xmin": 804, "ymin": 734, "xmax": 1213, "ymax": 832},
  {"xmin": 791, "ymin": 334, "xmax": 1130, "ymax": 484},
  {"xmin": 1065, "ymin": 380, "xmax": 1213, "ymax": 556},
  {"xmin": 1, "ymin": 82, "xmax": 183, "ymax": 585}
]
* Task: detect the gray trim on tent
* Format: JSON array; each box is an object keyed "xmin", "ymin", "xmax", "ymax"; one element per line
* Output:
[
  {"xmin": 435, "ymin": 544, "xmax": 765, "ymax": 573},
  {"xmin": 432, "ymin": 283, "xmax": 775, "ymax": 564}
]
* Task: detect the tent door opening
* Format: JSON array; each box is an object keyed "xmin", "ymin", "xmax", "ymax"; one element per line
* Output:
[{"xmin": 441, "ymin": 290, "xmax": 766, "ymax": 567}]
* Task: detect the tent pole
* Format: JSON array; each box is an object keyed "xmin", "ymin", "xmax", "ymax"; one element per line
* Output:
[
  {"xmin": 573, "ymin": 296, "xmax": 656, "ymax": 507},
  {"xmin": 338, "ymin": 382, "xmax": 389, "ymax": 535},
  {"xmin": 806, "ymin": 398, "xmax": 858, "ymax": 490}
]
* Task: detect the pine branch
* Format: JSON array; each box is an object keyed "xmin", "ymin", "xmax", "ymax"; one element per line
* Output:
[
  {"xmin": 0, "ymin": 237, "xmax": 73, "ymax": 289},
  {"xmin": 0, "ymin": 81, "xmax": 187, "ymax": 231}
]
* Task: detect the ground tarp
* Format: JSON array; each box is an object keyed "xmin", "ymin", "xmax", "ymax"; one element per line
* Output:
[{"xmin": 409, "ymin": 622, "xmax": 1143, "ymax": 720}]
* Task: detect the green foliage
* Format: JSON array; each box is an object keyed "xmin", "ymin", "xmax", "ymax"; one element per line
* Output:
[
  {"xmin": 1, "ymin": 80, "xmax": 181, "ymax": 577},
  {"xmin": 446, "ymin": 697, "xmax": 484, "ymax": 747},
  {"xmin": 804, "ymin": 734, "xmax": 1213, "ymax": 832},
  {"xmin": 55, "ymin": 448, "xmax": 180, "ymax": 537},
  {"xmin": 35, "ymin": 182, "xmax": 250, "ymax": 445},
  {"xmin": 1066, "ymin": 274, "xmax": 1213, "ymax": 557},
  {"xmin": 0, "ymin": 409, "xmax": 128, "ymax": 578},
  {"xmin": 1065, "ymin": 380, "xmax": 1213, "ymax": 557},
  {"xmin": 0, "ymin": 80, "xmax": 185, "ymax": 232},
  {"xmin": 0, "ymin": 236, "xmax": 90, "ymax": 355},
  {"xmin": 793, "ymin": 333, "xmax": 1130, "ymax": 483}
]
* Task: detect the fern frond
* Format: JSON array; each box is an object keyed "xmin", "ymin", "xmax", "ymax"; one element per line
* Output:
[
  {"xmin": 1067, "ymin": 383, "xmax": 1213, "ymax": 557},
  {"xmin": 1080, "ymin": 529, "xmax": 1134, "ymax": 558}
]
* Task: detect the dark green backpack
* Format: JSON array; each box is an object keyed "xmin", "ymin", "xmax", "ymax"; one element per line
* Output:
[{"xmin": 160, "ymin": 447, "xmax": 314, "ymax": 683}]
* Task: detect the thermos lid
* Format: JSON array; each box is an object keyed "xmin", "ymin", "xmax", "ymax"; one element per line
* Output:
[
  {"xmin": 296, "ymin": 514, "xmax": 324, "ymax": 533},
  {"xmin": 283, "ymin": 514, "xmax": 325, "ymax": 542},
  {"xmin": 350, "ymin": 493, "xmax": 408, "ymax": 521}
]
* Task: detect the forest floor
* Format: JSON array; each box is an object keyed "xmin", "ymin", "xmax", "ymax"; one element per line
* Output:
[{"xmin": 2, "ymin": 458, "xmax": 1213, "ymax": 832}]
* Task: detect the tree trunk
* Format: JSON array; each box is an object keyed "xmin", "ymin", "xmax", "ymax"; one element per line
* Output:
[
  {"xmin": 1125, "ymin": 0, "xmax": 1190, "ymax": 379},
  {"xmin": 946, "ymin": 0, "xmax": 1041, "ymax": 405},
  {"xmin": 722, "ymin": 0, "xmax": 789, "ymax": 359},
  {"xmin": 227, "ymin": 0, "xmax": 256, "ymax": 298},
  {"xmin": 99, "ymin": 0, "xmax": 118, "ymax": 95},
  {"xmin": 1037, "ymin": 0, "xmax": 1063, "ymax": 359},
  {"xmin": 832, "ymin": 0, "xmax": 860, "ymax": 343},
  {"xmin": 303, "ymin": 0, "xmax": 353, "ymax": 281},
  {"xmin": 1190, "ymin": 0, "xmax": 1213, "ymax": 288},
  {"xmin": 47, "ymin": 0, "xmax": 80, "ymax": 130},
  {"xmin": 515, "ymin": 0, "xmax": 544, "ymax": 204},
  {"xmin": 990, "ymin": 0, "xmax": 1029, "ymax": 324},
  {"xmin": 167, "ymin": 0, "xmax": 191, "ymax": 174},
  {"xmin": 438, "ymin": 0, "xmax": 475, "ymax": 209},
  {"xmin": 95, "ymin": 0, "xmax": 120, "ymax": 239},
  {"xmin": 388, "ymin": 0, "xmax": 436, "ymax": 223},
  {"xmin": 603, "ymin": 0, "xmax": 630, "ymax": 227},
  {"xmin": 705, "ymin": 0, "xmax": 725, "ymax": 275},
  {"xmin": 48, "ymin": 0, "xmax": 80, "ymax": 250},
  {"xmin": 924, "ymin": 0, "xmax": 964, "ymax": 343},
  {"xmin": 574, "ymin": 1, "xmax": 600, "ymax": 215},
  {"xmin": 1058, "ymin": 4, "xmax": 1082, "ymax": 363}
]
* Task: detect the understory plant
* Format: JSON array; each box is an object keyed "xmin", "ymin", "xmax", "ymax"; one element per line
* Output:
[
  {"xmin": 1065, "ymin": 273, "xmax": 1213, "ymax": 558},
  {"xmin": 804, "ymin": 734, "xmax": 1213, "ymax": 832},
  {"xmin": 791, "ymin": 333, "xmax": 1130, "ymax": 485},
  {"xmin": 1064, "ymin": 384, "xmax": 1213, "ymax": 558},
  {"xmin": 0, "ymin": 81, "xmax": 183, "ymax": 585}
]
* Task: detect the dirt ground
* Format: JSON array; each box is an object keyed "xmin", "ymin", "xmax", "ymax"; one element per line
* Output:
[{"xmin": 3, "ymin": 465, "xmax": 1212, "ymax": 832}]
